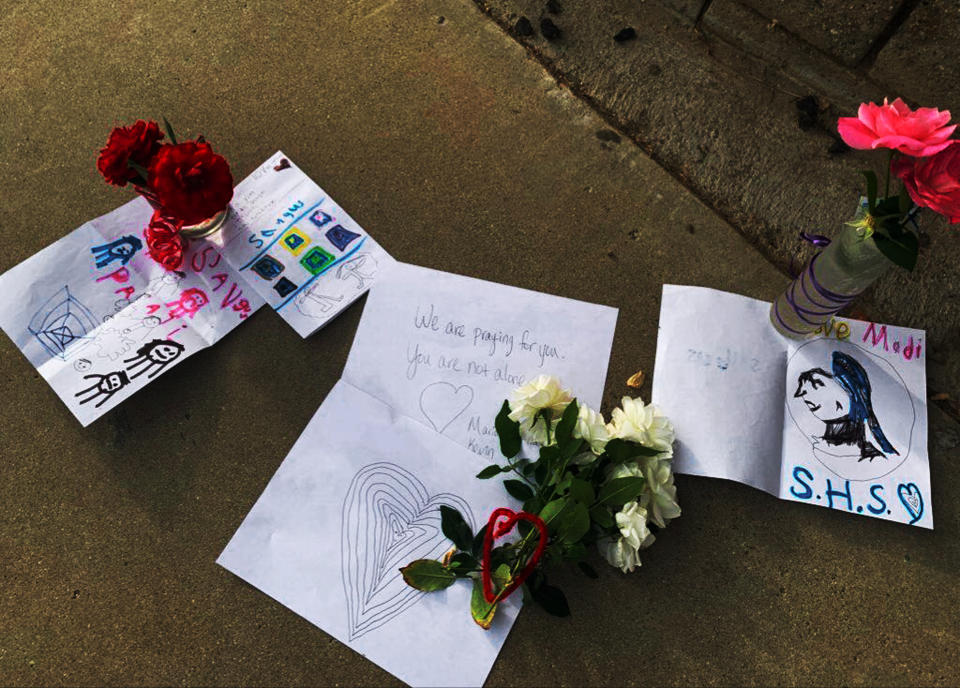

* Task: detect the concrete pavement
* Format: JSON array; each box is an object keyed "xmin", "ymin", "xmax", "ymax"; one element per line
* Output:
[{"xmin": 1, "ymin": 0, "xmax": 958, "ymax": 685}]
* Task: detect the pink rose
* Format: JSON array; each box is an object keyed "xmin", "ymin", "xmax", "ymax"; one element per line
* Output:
[
  {"xmin": 893, "ymin": 146, "xmax": 960, "ymax": 224},
  {"xmin": 838, "ymin": 98, "xmax": 956, "ymax": 157}
]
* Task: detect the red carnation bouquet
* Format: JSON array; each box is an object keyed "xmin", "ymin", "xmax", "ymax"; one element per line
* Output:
[{"xmin": 96, "ymin": 118, "xmax": 233, "ymax": 271}]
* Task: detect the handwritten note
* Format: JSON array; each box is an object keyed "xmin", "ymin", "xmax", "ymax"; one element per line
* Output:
[
  {"xmin": 209, "ymin": 151, "xmax": 393, "ymax": 338},
  {"xmin": 217, "ymin": 380, "xmax": 522, "ymax": 688},
  {"xmin": 342, "ymin": 263, "xmax": 619, "ymax": 461},
  {"xmin": 651, "ymin": 285, "xmax": 931, "ymax": 528}
]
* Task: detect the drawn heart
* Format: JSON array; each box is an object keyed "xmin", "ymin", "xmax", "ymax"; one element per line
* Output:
[
  {"xmin": 481, "ymin": 508, "xmax": 548, "ymax": 604},
  {"xmin": 419, "ymin": 381, "xmax": 474, "ymax": 433},
  {"xmin": 897, "ymin": 482, "xmax": 924, "ymax": 525},
  {"xmin": 341, "ymin": 462, "xmax": 475, "ymax": 640}
]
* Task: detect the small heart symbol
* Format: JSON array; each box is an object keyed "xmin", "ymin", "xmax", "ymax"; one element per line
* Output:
[
  {"xmin": 419, "ymin": 382, "xmax": 474, "ymax": 433},
  {"xmin": 481, "ymin": 508, "xmax": 548, "ymax": 604},
  {"xmin": 897, "ymin": 482, "xmax": 924, "ymax": 525},
  {"xmin": 341, "ymin": 462, "xmax": 475, "ymax": 640}
]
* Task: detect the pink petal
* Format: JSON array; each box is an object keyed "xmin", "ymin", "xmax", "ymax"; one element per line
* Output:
[
  {"xmin": 889, "ymin": 97, "xmax": 911, "ymax": 116},
  {"xmin": 838, "ymin": 118, "xmax": 878, "ymax": 149}
]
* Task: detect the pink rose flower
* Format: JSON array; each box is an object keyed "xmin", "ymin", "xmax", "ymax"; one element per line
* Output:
[
  {"xmin": 893, "ymin": 146, "xmax": 960, "ymax": 224},
  {"xmin": 838, "ymin": 98, "xmax": 956, "ymax": 157}
]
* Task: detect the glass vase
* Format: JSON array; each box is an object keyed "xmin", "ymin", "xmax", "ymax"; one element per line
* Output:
[
  {"xmin": 770, "ymin": 200, "xmax": 892, "ymax": 338},
  {"xmin": 134, "ymin": 186, "xmax": 230, "ymax": 239}
]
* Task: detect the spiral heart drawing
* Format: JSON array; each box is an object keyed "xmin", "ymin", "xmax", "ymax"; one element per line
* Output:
[{"xmin": 340, "ymin": 462, "xmax": 476, "ymax": 640}]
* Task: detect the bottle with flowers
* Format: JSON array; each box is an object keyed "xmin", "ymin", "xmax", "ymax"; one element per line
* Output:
[
  {"xmin": 400, "ymin": 376, "xmax": 679, "ymax": 626},
  {"xmin": 772, "ymin": 98, "xmax": 960, "ymax": 337},
  {"xmin": 96, "ymin": 118, "xmax": 234, "ymax": 272}
]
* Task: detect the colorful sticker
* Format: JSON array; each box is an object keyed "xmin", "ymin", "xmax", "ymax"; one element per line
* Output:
[
  {"xmin": 326, "ymin": 225, "xmax": 361, "ymax": 252},
  {"xmin": 252, "ymin": 255, "xmax": 285, "ymax": 280},
  {"xmin": 300, "ymin": 247, "xmax": 336, "ymax": 275},
  {"xmin": 273, "ymin": 277, "xmax": 298, "ymax": 297},
  {"xmin": 282, "ymin": 227, "xmax": 311, "ymax": 256}
]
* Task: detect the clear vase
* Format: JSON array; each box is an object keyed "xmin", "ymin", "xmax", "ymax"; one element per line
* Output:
[
  {"xmin": 770, "ymin": 200, "xmax": 892, "ymax": 338},
  {"xmin": 134, "ymin": 185, "xmax": 230, "ymax": 239}
]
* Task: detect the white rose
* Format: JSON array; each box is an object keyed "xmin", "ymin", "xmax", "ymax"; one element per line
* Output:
[
  {"xmin": 615, "ymin": 501, "xmax": 653, "ymax": 550},
  {"xmin": 606, "ymin": 396, "xmax": 675, "ymax": 454},
  {"xmin": 573, "ymin": 403, "xmax": 609, "ymax": 455},
  {"xmin": 598, "ymin": 536, "xmax": 642, "ymax": 573},
  {"xmin": 640, "ymin": 460, "xmax": 681, "ymax": 528},
  {"xmin": 606, "ymin": 461, "xmax": 643, "ymax": 481},
  {"xmin": 507, "ymin": 375, "xmax": 572, "ymax": 445}
]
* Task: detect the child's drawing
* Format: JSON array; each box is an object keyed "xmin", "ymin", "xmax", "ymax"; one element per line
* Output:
[
  {"xmin": 124, "ymin": 339, "xmax": 186, "ymax": 380},
  {"xmin": 341, "ymin": 462, "xmax": 475, "ymax": 641},
  {"xmin": 28, "ymin": 286, "xmax": 98, "ymax": 360},
  {"xmin": 786, "ymin": 339, "xmax": 915, "ymax": 482},
  {"xmin": 75, "ymin": 370, "xmax": 131, "ymax": 408},
  {"xmin": 419, "ymin": 382, "xmax": 474, "ymax": 434}
]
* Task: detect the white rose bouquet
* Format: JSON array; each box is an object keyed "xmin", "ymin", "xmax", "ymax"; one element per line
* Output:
[{"xmin": 401, "ymin": 375, "xmax": 680, "ymax": 626}]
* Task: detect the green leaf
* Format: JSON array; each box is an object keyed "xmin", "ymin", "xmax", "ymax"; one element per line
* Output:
[
  {"xmin": 569, "ymin": 478, "xmax": 595, "ymax": 505},
  {"xmin": 503, "ymin": 479, "xmax": 534, "ymax": 501},
  {"xmin": 450, "ymin": 551, "xmax": 478, "ymax": 574},
  {"xmin": 555, "ymin": 399, "xmax": 579, "ymax": 449},
  {"xmin": 873, "ymin": 229, "xmax": 919, "ymax": 271},
  {"xmin": 471, "ymin": 524, "xmax": 488, "ymax": 557},
  {"xmin": 127, "ymin": 159, "xmax": 149, "ymax": 182},
  {"xmin": 440, "ymin": 505, "xmax": 474, "ymax": 551},
  {"xmin": 558, "ymin": 501, "xmax": 590, "ymax": 543},
  {"xmin": 470, "ymin": 577, "xmax": 498, "ymax": 629},
  {"xmin": 522, "ymin": 497, "xmax": 543, "ymax": 515},
  {"xmin": 563, "ymin": 541, "xmax": 588, "ymax": 561},
  {"xmin": 603, "ymin": 438, "xmax": 661, "ymax": 462},
  {"xmin": 589, "ymin": 506, "xmax": 615, "ymax": 529},
  {"xmin": 577, "ymin": 561, "xmax": 599, "ymax": 579},
  {"xmin": 860, "ymin": 170, "xmax": 878, "ymax": 213},
  {"xmin": 476, "ymin": 464, "xmax": 504, "ymax": 479},
  {"xmin": 530, "ymin": 581, "xmax": 570, "ymax": 617},
  {"xmin": 162, "ymin": 115, "xmax": 178, "ymax": 145},
  {"xmin": 539, "ymin": 498, "xmax": 570, "ymax": 534},
  {"xmin": 400, "ymin": 559, "xmax": 456, "ymax": 591},
  {"xmin": 495, "ymin": 401, "xmax": 522, "ymax": 459},
  {"xmin": 596, "ymin": 477, "xmax": 646, "ymax": 508}
]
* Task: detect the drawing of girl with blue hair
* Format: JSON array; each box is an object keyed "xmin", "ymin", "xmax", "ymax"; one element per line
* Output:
[{"xmin": 794, "ymin": 351, "xmax": 898, "ymax": 462}]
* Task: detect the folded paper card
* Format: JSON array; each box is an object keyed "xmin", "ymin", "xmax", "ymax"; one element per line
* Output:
[
  {"xmin": 342, "ymin": 262, "xmax": 619, "ymax": 460},
  {"xmin": 217, "ymin": 380, "xmax": 522, "ymax": 688},
  {"xmin": 0, "ymin": 153, "xmax": 390, "ymax": 425},
  {"xmin": 210, "ymin": 151, "xmax": 393, "ymax": 338},
  {"xmin": 651, "ymin": 285, "xmax": 930, "ymax": 528}
]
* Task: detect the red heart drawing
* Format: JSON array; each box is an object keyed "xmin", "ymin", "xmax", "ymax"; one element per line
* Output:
[{"xmin": 481, "ymin": 508, "xmax": 549, "ymax": 604}]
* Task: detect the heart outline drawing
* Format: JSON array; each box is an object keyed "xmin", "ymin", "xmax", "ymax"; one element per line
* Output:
[
  {"xmin": 340, "ymin": 462, "xmax": 476, "ymax": 640},
  {"xmin": 897, "ymin": 482, "xmax": 924, "ymax": 525},
  {"xmin": 419, "ymin": 381, "xmax": 474, "ymax": 434}
]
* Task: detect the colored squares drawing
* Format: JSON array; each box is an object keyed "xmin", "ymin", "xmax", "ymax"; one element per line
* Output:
[
  {"xmin": 273, "ymin": 277, "xmax": 298, "ymax": 297},
  {"xmin": 252, "ymin": 255, "xmax": 285, "ymax": 280},
  {"xmin": 309, "ymin": 210, "xmax": 334, "ymax": 229},
  {"xmin": 326, "ymin": 225, "xmax": 361, "ymax": 252},
  {"xmin": 300, "ymin": 247, "xmax": 336, "ymax": 275},
  {"xmin": 282, "ymin": 227, "xmax": 311, "ymax": 256}
]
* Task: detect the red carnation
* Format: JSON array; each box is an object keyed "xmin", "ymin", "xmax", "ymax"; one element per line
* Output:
[
  {"xmin": 144, "ymin": 210, "xmax": 186, "ymax": 271},
  {"xmin": 96, "ymin": 120, "xmax": 165, "ymax": 187},
  {"xmin": 148, "ymin": 141, "xmax": 233, "ymax": 225},
  {"xmin": 893, "ymin": 145, "xmax": 960, "ymax": 224}
]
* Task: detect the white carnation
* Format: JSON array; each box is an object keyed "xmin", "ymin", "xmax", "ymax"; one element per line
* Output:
[
  {"xmin": 606, "ymin": 396, "xmax": 675, "ymax": 454},
  {"xmin": 507, "ymin": 375, "xmax": 572, "ymax": 445},
  {"xmin": 640, "ymin": 460, "xmax": 681, "ymax": 528}
]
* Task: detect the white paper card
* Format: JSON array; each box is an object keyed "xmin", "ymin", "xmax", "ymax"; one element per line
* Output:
[
  {"xmin": 652, "ymin": 285, "xmax": 931, "ymax": 528},
  {"xmin": 209, "ymin": 151, "xmax": 394, "ymax": 338},
  {"xmin": 342, "ymin": 262, "xmax": 619, "ymax": 462},
  {"xmin": 217, "ymin": 379, "xmax": 521, "ymax": 688}
]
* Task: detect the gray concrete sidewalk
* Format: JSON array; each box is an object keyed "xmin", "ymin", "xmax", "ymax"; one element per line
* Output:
[
  {"xmin": 474, "ymin": 0, "xmax": 960, "ymax": 414},
  {"xmin": 0, "ymin": 0, "xmax": 957, "ymax": 685}
]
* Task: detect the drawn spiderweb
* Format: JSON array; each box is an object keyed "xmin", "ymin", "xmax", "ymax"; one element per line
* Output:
[
  {"xmin": 341, "ymin": 462, "xmax": 475, "ymax": 641},
  {"xmin": 28, "ymin": 286, "xmax": 98, "ymax": 360}
]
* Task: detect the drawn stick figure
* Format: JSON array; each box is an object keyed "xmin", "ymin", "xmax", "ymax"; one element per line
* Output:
[
  {"xmin": 75, "ymin": 371, "xmax": 130, "ymax": 408},
  {"xmin": 124, "ymin": 339, "xmax": 186, "ymax": 380},
  {"xmin": 166, "ymin": 288, "xmax": 209, "ymax": 321},
  {"xmin": 91, "ymin": 236, "xmax": 143, "ymax": 269}
]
